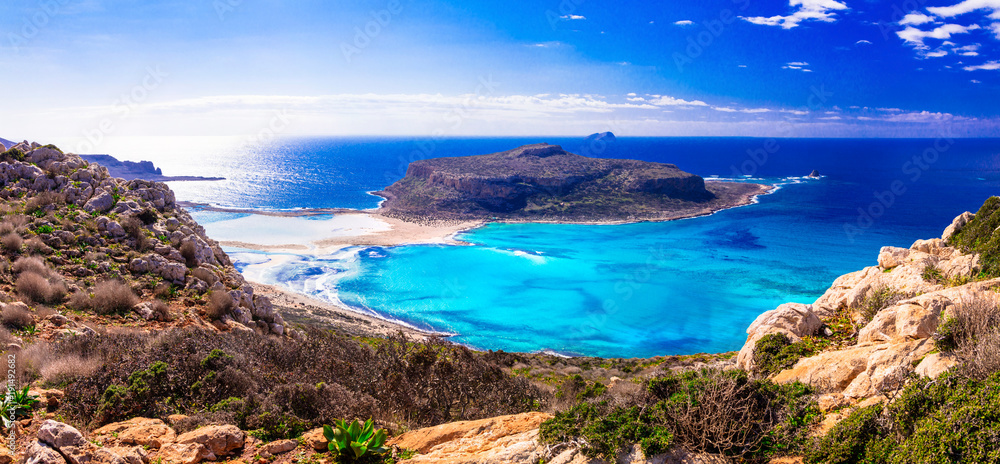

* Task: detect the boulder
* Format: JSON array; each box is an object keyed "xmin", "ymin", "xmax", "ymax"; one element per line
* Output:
[
  {"xmin": 877, "ymin": 246, "xmax": 910, "ymax": 269},
  {"xmin": 942, "ymin": 211, "xmax": 974, "ymax": 241},
  {"xmin": 263, "ymin": 439, "xmax": 297, "ymax": 455},
  {"xmin": 84, "ymin": 190, "xmax": 116, "ymax": 214},
  {"xmin": 104, "ymin": 447, "xmax": 150, "ymax": 464},
  {"xmin": 301, "ymin": 428, "xmax": 329, "ymax": 451},
  {"xmin": 94, "ymin": 417, "xmax": 177, "ymax": 448},
  {"xmin": 38, "ymin": 420, "xmax": 86, "ymax": 449},
  {"xmin": 772, "ymin": 344, "xmax": 872, "ymax": 392},
  {"xmin": 156, "ymin": 443, "xmax": 213, "ymax": 464},
  {"xmin": 388, "ymin": 412, "xmax": 552, "ymax": 464},
  {"xmin": 23, "ymin": 441, "xmax": 67, "ymax": 464},
  {"xmin": 736, "ymin": 303, "xmax": 821, "ymax": 371},
  {"xmin": 841, "ymin": 339, "xmax": 934, "ymax": 399},
  {"xmin": 175, "ymin": 425, "xmax": 243, "ymax": 458},
  {"xmin": 915, "ymin": 352, "xmax": 958, "ymax": 378}
]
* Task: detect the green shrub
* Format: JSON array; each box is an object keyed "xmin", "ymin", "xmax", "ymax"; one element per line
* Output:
[
  {"xmin": 1, "ymin": 148, "xmax": 25, "ymax": 162},
  {"xmin": 806, "ymin": 371, "xmax": 1000, "ymax": 463},
  {"xmin": 949, "ymin": 196, "xmax": 1000, "ymax": 278},
  {"xmin": 753, "ymin": 333, "xmax": 813, "ymax": 376},
  {"xmin": 541, "ymin": 368, "xmax": 819, "ymax": 461},
  {"xmin": 0, "ymin": 386, "xmax": 39, "ymax": 426},
  {"xmin": 324, "ymin": 418, "xmax": 389, "ymax": 462},
  {"xmin": 856, "ymin": 286, "xmax": 905, "ymax": 324}
]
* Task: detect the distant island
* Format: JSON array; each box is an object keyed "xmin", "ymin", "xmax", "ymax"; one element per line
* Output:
[
  {"xmin": 78, "ymin": 154, "xmax": 224, "ymax": 182},
  {"xmin": 375, "ymin": 143, "xmax": 772, "ymax": 223}
]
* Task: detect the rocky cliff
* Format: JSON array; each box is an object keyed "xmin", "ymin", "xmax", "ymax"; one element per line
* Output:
[
  {"xmin": 735, "ymin": 209, "xmax": 987, "ymax": 408},
  {"xmin": 377, "ymin": 143, "xmax": 771, "ymax": 222},
  {"xmin": 0, "ymin": 140, "xmax": 287, "ymax": 336}
]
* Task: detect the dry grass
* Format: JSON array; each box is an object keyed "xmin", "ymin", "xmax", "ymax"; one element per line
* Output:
[
  {"xmin": 191, "ymin": 267, "xmax": 218, "ymax": 286},
  {"xmin": 149, "ymin": 300, "xmax": 174, "ymax": 322},
  {"xmin": 936, "ymin": 298, "xmax": 1000, "ymax": 381},
  {"xmin": 89, "ymin": 280, "xmax": 138, "ymax": 315},
  {"xmin": 21, "ymin": 342, "xmax": 101, "ymax": 386},
  {"xmin": 1, "ymin": 304, "xmax": 34, "ymax": 329},
  {"xmin": 16, "ymin": 272, "xmax": 66, "ymax": 304},
  {"xmin": 179, "ymin": 240, "xmax": 198, "ymax": 267},
  {"xmin": 13, "ymin": 256, "xmax": 50, "ymax": 276},
  {"xmin": 206, "ymin": 290, "xmax": 235, "ymax": 320},
  {"xmin": 24, "ymin": 191, "xmax": 65, "ymax": 214},
  {"xmin": 1, "ymin": 233, "xmax": 21, "ymax": 252}
]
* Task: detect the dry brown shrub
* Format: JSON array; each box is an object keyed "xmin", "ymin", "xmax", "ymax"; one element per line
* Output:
[
  {"xmin": 1, "ymin": 304, "xmax": 34, "ymax": 329},
  {"xmin": 16, "ymin": 272, "xmax": 66, "ymax": 304},
  {"xmin": 89, "ymin": 280, "xmax": 138, "ymax": 315},
  {"xmin": 1, "ymin": 233, "xmax": 22, "ymax": 252},
  {"xmin": 13, "ymin": 256, "xmax": 50, "ymax": 276},
  {"xmin": 206, "ymin": 291, "xmax": 235, "ymax": 320},
  {"xmin": 937, "ymin": 297, "xmax": 1000, "ymax": 380}
]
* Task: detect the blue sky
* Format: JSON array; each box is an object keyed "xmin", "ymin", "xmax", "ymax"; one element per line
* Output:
[{"xmin": 1, "ymin": 0, "xmax": 999, "ymax": 143}]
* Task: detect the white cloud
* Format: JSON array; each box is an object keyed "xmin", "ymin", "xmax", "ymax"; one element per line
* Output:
[
  {"xmin": 964, "ymin": 60, "xmax": 1000, "ymax": 70},
  {"xmin": 926, "ymin": 0, "xmax": 1000, "ymax": 19},
  {"xmin": 648, "ymin": 95, "xmax": 709, "ymax": 107},
  {"xmin": 900, "ymin": 13, "xmax": 936, "ymax": 25},
  {"xmin": 782, "ymin": 61, "xmax": 812, "ymax": 71},
  {"xmin": 740, "ymin": 0, "xmax": 849, "ymax": 29},
  {"xmin": 738, "ymin": 64, "xmax": 748, "ymax": 68},
  {"xmin": 713, "ymin": 106, "xmax": 738, "ymax": 112},
  {"xmin": 819, "ymin": 116, "xmax": 842, "ymax": 120},
  {"xmin": 896, "ymin": 23, "xmax": 980, "ymax": 47},
  {"xmin": 674, "ymin": 20, "xmax": 694, "ymax": 26},
  {"xmin": 856, "ymin": 39, "xmax": 873, "ymax": 45},
  {"xmin": 560, "ymin": 14, "xmax": 586, "ymax": 20},
  {"xmin": 972, "ymin": 79, "xmax": 983, "ymax": 82}
]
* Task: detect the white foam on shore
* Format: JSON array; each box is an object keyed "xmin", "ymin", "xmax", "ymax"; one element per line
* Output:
[
  {"xmin": 200, "ymin": 213, "xmax": 391, "ymax": 247},
  {"xmin": 232, "ymin": 246, "xmax": 456, "ymax": 336}
]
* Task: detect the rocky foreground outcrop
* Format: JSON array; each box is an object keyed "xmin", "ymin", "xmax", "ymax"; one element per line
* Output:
[
  {"xmin": 377, "ymin": 143, "xmax": 771, "ymax": 222},
  {"xmin": 736, "ymin": 210, "xmax": 990, "ymax": 408},
  {"xmin": 0, "ymin": 140, "xmax": 286, "ymax": 336}
]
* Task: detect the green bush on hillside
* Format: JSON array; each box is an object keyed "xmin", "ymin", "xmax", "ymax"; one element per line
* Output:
[
  {"xmin": 540, "ymin": 368, "xmax": 819, "ymax": 461},
  {"xmin": 949, "ymin": 196, "xmax": 1000, "ymax": 278},
  {"xmin": 753, "ymin": 333, "xmax": 814, "ymax": 376},
  {"xmin": 806, "ymin": 371, "xmax": 1000, "ymax": 463}
]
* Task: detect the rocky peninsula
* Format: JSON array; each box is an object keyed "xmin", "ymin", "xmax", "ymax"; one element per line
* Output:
[{"xmin": 375, "ymin": 143, "xmax": 771, "ymax": 223}]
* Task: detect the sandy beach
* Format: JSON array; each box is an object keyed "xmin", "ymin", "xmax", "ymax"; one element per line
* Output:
[{"xmin": 251, "ymin": 281, "xmax": 435, "ymax": 339}]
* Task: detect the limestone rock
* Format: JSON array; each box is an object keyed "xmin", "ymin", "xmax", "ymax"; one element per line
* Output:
[
  {"xmin": 877, "ymin": 246, "xmax": 910, "ymax": 270},
  {"xmin": 772, "ymin": 344, "xmax": 872, "ymax": 392},
  {"xmin": 388, "ymin": 412, "xmax": 552, "ymax": 464},
  {"xmin": 23, "ymin": 441, "xmax": 67, "ymax": 464},
  {"xmin": 841, "ymin": 339, "xmax": 933, "ymax": 399},
  {"xmin": 175, "ymin": 425, "xmax": 243, "ymax": 458},
  {"xmin": 263, "ymin": 439, "xmax": 297, "ymax": 455},
  {"xmin": 84, "ymin": 190, "xmax": 116, "ymax": 214},
  {"xmin": 105, "ymin": 447, "xmax": 150, "ymax": 464},
  {"xmin": 156, "ymin": 443, "xmax": 213, "ymax": 464},
  {"xmin": 0, "ymin": 443, "xmax": 11, "ymax": 464},
  {"xmin": 38, "ymin": 420, "xmax": 86, "ymax": 449},
  {"xmin": 915, "ymin": 352, "xmax": 958, "ymax": 378},
  {"xmin": 94, "ymin": 417, "xmax": 177, "ymax": 448},
  {"xmin": 942, "ymin": 211, "xmax": 973, "ymax": 241},
  {"xmin": 736, "ymin": 303, "xmax": 821, "ymax": 371},
  {"xmin": 301, "ymin": 428, "xmax": 329, "ymax": 451}
]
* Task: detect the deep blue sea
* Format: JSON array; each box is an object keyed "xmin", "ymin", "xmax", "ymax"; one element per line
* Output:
[{"xmin": 142, "ymin": 136, "xmax": 1000, "ymax": 358}]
